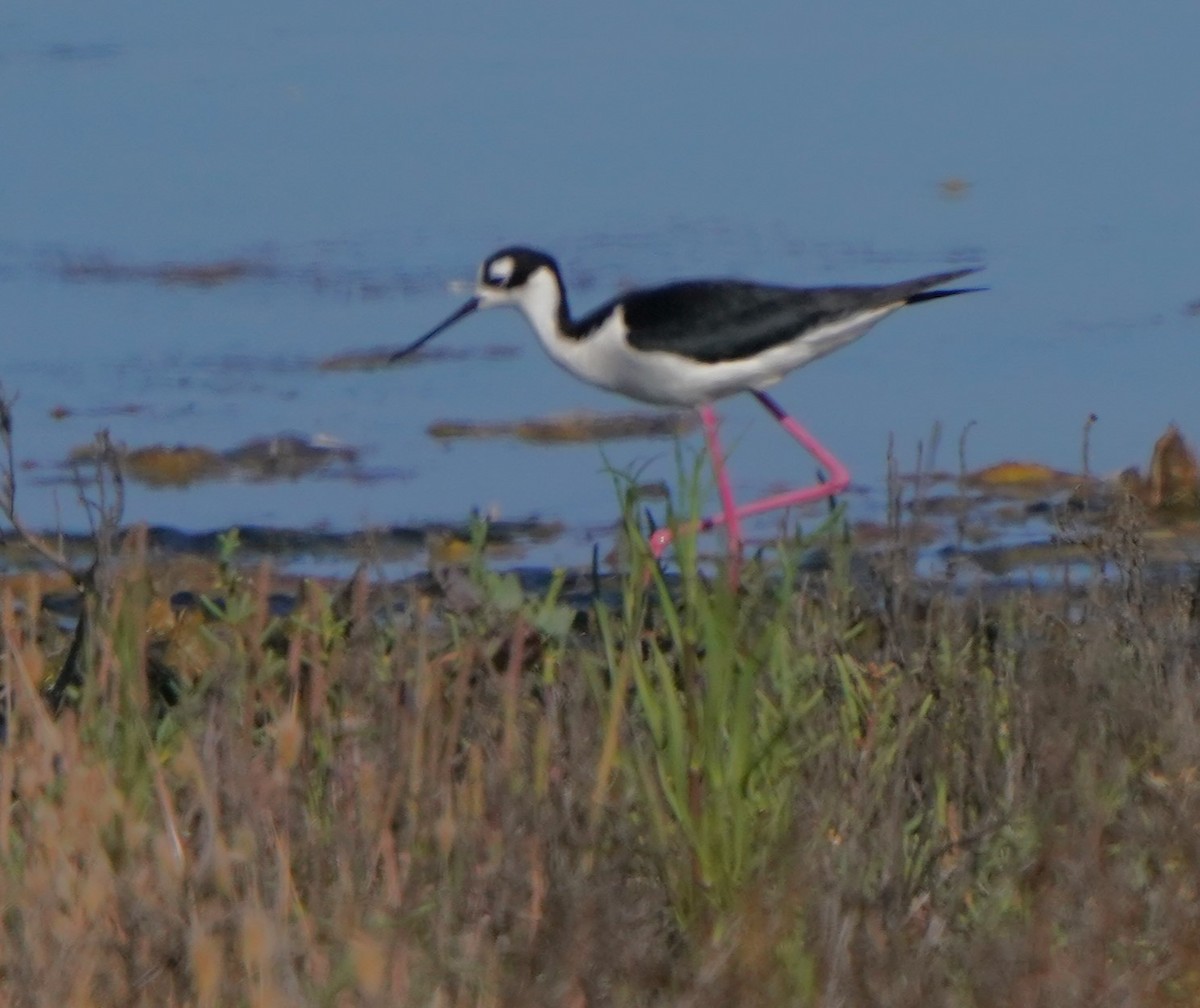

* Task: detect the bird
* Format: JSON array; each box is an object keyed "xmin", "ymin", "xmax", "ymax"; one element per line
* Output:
[{"xmin": 391, "ymin": 246, "xmax": 982, "ymax": 563}]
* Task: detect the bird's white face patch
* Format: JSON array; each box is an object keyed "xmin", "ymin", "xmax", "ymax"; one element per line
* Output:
[{"xmin": 484, "ymin": 255, "xmax": 515, "ymax": 287}]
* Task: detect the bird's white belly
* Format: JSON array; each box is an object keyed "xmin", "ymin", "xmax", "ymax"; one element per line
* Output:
[{"xmin": 537, "ymin": 303, "xmax": 899, "ymax": 407}]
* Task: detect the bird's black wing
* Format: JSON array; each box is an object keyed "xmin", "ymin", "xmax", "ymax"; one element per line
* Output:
[{"xmin": 577, "ymin": 269, "xmax": 980, "ymax": 364}]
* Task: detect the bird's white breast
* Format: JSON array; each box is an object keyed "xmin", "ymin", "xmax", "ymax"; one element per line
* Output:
[{"xmin": 521, "ymin": 300, "xmax": 901, "ymax": 408}]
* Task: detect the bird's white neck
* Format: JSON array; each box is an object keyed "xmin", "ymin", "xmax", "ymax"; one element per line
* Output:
[{"xmin": 508, "ymin": 265, "xmax": 573, "ymax": 350}]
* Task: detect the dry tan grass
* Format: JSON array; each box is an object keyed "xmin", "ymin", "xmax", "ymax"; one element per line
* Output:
[{"xmin": 3, "ymin": 517, "xmax": 1200, "ymax": 1007}]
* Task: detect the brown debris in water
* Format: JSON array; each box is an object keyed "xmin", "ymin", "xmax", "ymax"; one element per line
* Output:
[
  {"xmin": 223, "ymin": 434, "xmax": 359, "ymax": 480},
  {"xmin": 50, "ymin": 402, "xmax": 146, "ymax": 421},
  {"xmin": 427, "ymin": 410, "xmax": 699, "ymax": 444},
  {"xmin": 69, "ymin": 434, "xmax": 361, "ymax": 487},
  {"xmin": 318, "ymin": 344, "xmax": 518, "ymax": 371},
  {"xmin": 938, "ymin": 176, "xmax": 972, "ymax": 199},
  {"xmin": 60, "ymin": 255, "xmax": 272, "ymax": 287},
  {"xmin": 963, "ymin": 460, "xmax": 1081, "ymax": 494},
  {"xmin": 125, "ymin": 445, "xmax": 226, "ymax": 487}
]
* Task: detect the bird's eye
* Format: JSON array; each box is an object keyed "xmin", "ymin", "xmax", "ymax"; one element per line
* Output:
[{"xmin": 486, "ymin": 256, "xmax": 515, "ymax": 286}]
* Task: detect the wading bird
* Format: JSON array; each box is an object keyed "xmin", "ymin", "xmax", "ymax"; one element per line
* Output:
[{"xmin": 392, "ymin": 247, "xmax": 981, "ymax": 561}]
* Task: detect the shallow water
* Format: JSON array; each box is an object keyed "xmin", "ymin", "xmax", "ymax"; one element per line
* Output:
[{"xmin": 3, "ymin": 1, "xmax": 1199, "ymax": 572}]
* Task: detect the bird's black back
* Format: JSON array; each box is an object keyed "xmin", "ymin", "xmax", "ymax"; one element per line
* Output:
[{"xmin": 574, "ymin": 269, "xmax": 980, "ymax": 364}]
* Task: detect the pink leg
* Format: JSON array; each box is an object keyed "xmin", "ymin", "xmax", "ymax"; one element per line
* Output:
[
  {"xmin": 649, "ymin": 390, "xmax": 850, "ymax": 558},
  {"xmin": 700, "ymin": 404, "xmax": 742, "ymax": 559}
]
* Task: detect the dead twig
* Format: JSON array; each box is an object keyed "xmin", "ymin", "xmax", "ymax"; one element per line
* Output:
[
  {"xmin": 0, "ymin": 390, "xmax": 126, "ymax": 710},
  {"xmin": 0, "ymin": 395, "xmax": 78, "ymax": 582}
]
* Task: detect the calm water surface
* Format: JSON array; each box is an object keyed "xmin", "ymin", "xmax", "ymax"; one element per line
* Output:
[{"xmin": 3, "ymin": 2, "xmax": 1199, "ymax": 570}]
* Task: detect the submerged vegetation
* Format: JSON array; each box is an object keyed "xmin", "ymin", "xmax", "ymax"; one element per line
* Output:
[{"xmin": 4, "ymin": 406, "xmax": 1200, "ymax": 1006}]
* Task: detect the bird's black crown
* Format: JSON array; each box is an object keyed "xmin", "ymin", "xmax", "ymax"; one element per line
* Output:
[{"xmin": 481, "ymin": 246, "xmax": 560, "ymax": 290}]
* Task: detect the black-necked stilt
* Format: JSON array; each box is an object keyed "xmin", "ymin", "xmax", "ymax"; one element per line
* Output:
[{"xmin": 392, "ymin": 247, "xmax": 982, "ymax": 561}]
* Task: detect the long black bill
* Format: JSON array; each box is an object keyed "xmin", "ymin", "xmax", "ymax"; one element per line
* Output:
[{"xmin": 390, "ymin": 296, "xmax": 481, "ymax": 362}]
